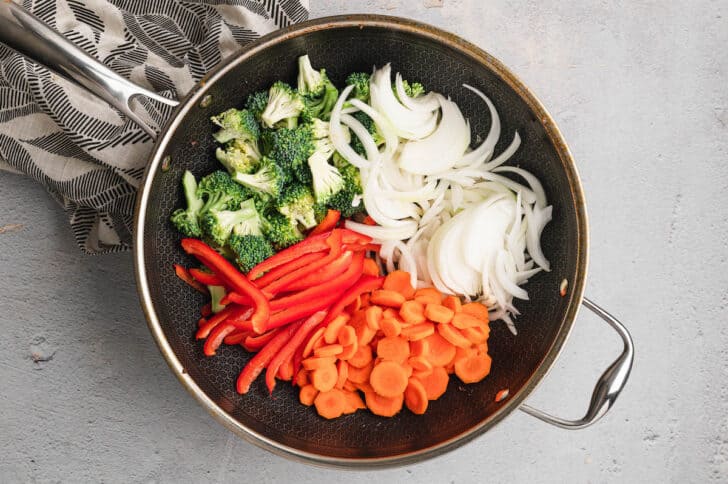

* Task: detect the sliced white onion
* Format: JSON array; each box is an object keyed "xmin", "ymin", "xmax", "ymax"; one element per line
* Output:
[
  {"xmin": 395, "ymin": 72, "xmax": 440, "ymax": 112},
  {"xmin": 495, "ymin": 249, "xmax": 529, "ymax": 300},
  {"xmin": 341, "ymin": 113, "xmax": 380, "ymax": 164},
  {"xmin": 494, "ymin": 165, "xmax": 547, "ymax": 208},
  {"xmin": 330, "ymin": 85, "xmax": 370, "ymax": 169},
  {"xmin": 523, "ymin": 203, "xmax": 552, "ymax": 271},
  {"xmin": 344, "ymin": 219, "xmax": 418, "ymax": 241},
  {"xmin": 348, "ymin": 99, "xmax": 399, "ymax": 165},
  {"xmin": 482, "ymin": 131, "xmax": 521, "ymax": 172}
]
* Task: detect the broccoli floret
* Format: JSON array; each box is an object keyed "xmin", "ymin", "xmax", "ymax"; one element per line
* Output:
[
  {"xmin": 228, "ymin": 233, "xmax": 274, "ymax": 273},
  {"xmin": 307, "ymin": 138, "xmax": 345, "ymax": 205},
  {"xmin": 215, "ymin": 139, "xmax": 260, "ymax": 176},
  {"xmin": 277, "ymin": 184, "xmax": 318, "ymax": 230},
  {"xmin": 399, "ymin": 79, "xmax": 425, "ymax": 99},
  {"xmin": 245, "ymin": 90, "xmax": 269, "ymax": 121},
  {"xmin": 350, "ymin": 111, "xmax": 384, "ymax": 155},
  {"xmin": 200, "ymin": 198, "xmax": 259, "ymax": 246},
  {"xmin": 302, "ymin": 81, "xmax": 338, "ymax": 121},
  {"xmin": 297, "ymin": 55, "xmax": 327, "ymax": 97},
  {"xmin": 310, "ymin": 118, "xmax": 329, "ymax": 139},
  {"xmin": 267, "ymin": 125, "xmax": 315, "ymax": 184},
  {"xmin": 230, "ymin": 156, "xmax": 285, "ymax": 198},
  {"xmin": 262, "ymin": 210, "xmax": 304, "ymax": 250},
  {"xmin": 261, "ymin": 81, "xmax": 304, "ymax": 129},
  {"xmin": 210, "ymin": 108, "xmax": 260, "ymax": 144},
  {"xmin": 327, "ymin": 154, "xmax": 364, "ymax": 218},
  {"xmin": 170, "ymin": 170, "xmax": 204, "ymax": 237},
  {"xmin": 196, "ymin": 170, "xmax": 250, "ymax": 215},
  {"xmin": 346, "ymin": 72, "xmax": 371, "ymax": 103},
  {"xmin": 208, "ymin": 284, "xmax": 227, "ymax": 313}
]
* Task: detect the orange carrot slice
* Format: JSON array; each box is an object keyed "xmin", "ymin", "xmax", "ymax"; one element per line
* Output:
[
  {"xmin": 365, "ymin": 306, "xmax": 383, "ymax": 331},
  {"xmin": 376, "ymin": 336, "xmax": 410, "ymax": 363},
  {"xmin": 338, "ymin": 342, "xmax": 358, "ymax": 361},
  {"xmin": 400, "ymin": 322, "xmax": 435, "ymax": 341},
  {"xmin": 314, "ymin": 388, "xmax": 346, "ymax": 419},
  {"xmin": 424, "ymin": 303, "xmax": 454, "ymax": 324},
  {"xmin": 404, "ymin": 378, "xmax": 429, "ymax": 415},
  {"xmin": 336, "ymin": 360, "xmax": 349, "ymax": 389},
  {"xmin": 382, "ymin": 270, "xmax": 415, "ymax": 299},
  {"xmin": 437, "ymin": 323, "xmax": 472, "ymax": 348},
  {"xmin": 348, "ymin": 344, "xmax": 373, "ymax": 368},
  {"xmin": 302, "ymin": 356, "xmax": 337, "ymax": 371},
  {"xmin": 370, "ymin": 361, "xmax": 409, "ymax": 398},
  {"xmin": 454, "ymin": 353, "xmax": 492, "ymax": 383},
  {"xmin": 380, "ymin": 317, "xmax": 402, "ymax": 338},
  {"xmin": 442, "ymin": 295, "xmax": 462, "ymax": 313},
  {"xmin": 365, "ymin": 391, "xmax": 404, "ymax": 417},
  {"xmin": 299, "ymin": 384, "xmax": 318, "ymax": 406},
  {"xmin": 399, "ymin": 300, "xmax": 426, "ymax": 325},
  {"xmin": 413, "ymin": 287, "xmax": 442, "ymax": 305},
  {"xmin": 347, "ymin": 361, "xmax": 373, "ymax": 384},
  {"xmin": 451, "ymin": 312, "xmax": 486, "ymax": 330},
  {"xmin": 311, "ymin": 363, "xmax": 339, "ymax": 392},
  {"xmin": 422, "ymin": 333, "xmax": 456, "ymax": 367},
  {"xmin": 370, "ymin": 290, "xmax": 406, "ymax": 308},
  {"xmin": 314, "ymin": 344, "xmax": 344, "ymax": 357},
  {"xmin": 415, "ymin": 366, "xmax": 449, "ymax": 400},
  {"xmin": 324, "ymin": 314, "xmax": 350, "ymax": 344},
  {"xmin": 461, "ymin": 302, "xmax": 489, "ymax": 320},
  {"xmin": 302, "ymin": 327, "xmax": 326, "ymax": 358}
]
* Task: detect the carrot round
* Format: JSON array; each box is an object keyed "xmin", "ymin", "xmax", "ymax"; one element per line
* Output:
[
  {"xmin": 452, "ymin": 312, "xmax": 486, "ymax": 330},
  {"xmin": 415, "ymin": 366, "xmax": 449, "ymax": 400},
  {"xmin": 336, "ymin": 360, "xmax": 349, "ymax": 389},
  {"xmin": 420, "ymin": 333, "xmax": 456, "ymax": 367},
  {"xmin": 348, "ymin": 344, "xmax": 373, "ymax": 368},
  {"xmin": 462, "ymin": 325, "xmax": 489, "ymax": 344},
  {"xmin": 437, "ymin": 323, "xmax": 472, "ymax": 348},
  {"xmin": 400, "ymin": 322, "xmax": 435, "ymax": 341},
  {"xmin": 314, "ymin": 389, "xmax": 346, "ymax": 419},
  {"xmin": 380, "ymin": 317, "xmax": 402, "ymax": 338},
  {"xmin": 383, "ymin": 270, "xmax": 415, "ymax": 299},
  {"xmin": 408, "ymin": 355, "xmax": 433, "ymax": 373},
  {"xmin": 409, "ymin": 339, "xmax": 430, "ymax": 357},
  {"xmin": 369, "ymin": 289, "xmax": 406, "ymax": 308},
  {"xmin": 442, "ymin": 295, "xmax": 462, "ymax": 313},
  {"xmin": 299, "ymin": 384, "xmax": 318, "ymax": 406},
  {"xmin": 413, "ymin": 287, "xmax": 442, "ymax": 305},
  {"xmin": 314, "ymin": 344, "xmax": 344, "ymax": 357},
  {"xmin": 347, "ymin": 361, "xmax": 373, "ymax": 384},
  {"xmin": 461, "ymin": 302, "xmax": 489, "ymax": 320},
  {"xmin": 424, "ymin": 303, "xmax": 454, "ymax": 324},
  {"xmin": 399, "ymin": 300, "xmax": 426, "ymax": 325},
  {"xmin": 362, "ymin": 258, "xmax": 380, "ymax": 277},
  {"xmin": 311, "ymin": 363, "xmax": 339, "ymax": 392},
  {"xmin": 376, "ymin": 336, "xmax": 410, "ymax": 363},
  {"xmin": 337, "ymin": 325, "xmax": 357, "ymax": 347},
  {"xmin": 350, "ymin": 315, "xmax": 376, "ymax": 346},
  {"xmin": 454, "ymin": 353, "xmax": 492, "ymax": 384},
  {"xmin": 302, "ymin": 356, "xmax": 337, "ymax": 371},
  {"xmin": 338, "ymin": 342, "xmax": 358, "ymax": 360},
  {"xmin": 370, "ymin": 361, "xmax": 409, "ymax": 398},
  {"xmin": 324, "ymin": 314, "xmax": 350, "ymax": 344},
  {"xmin": 404, "ymin": 378, "xmax": 429, "ymax": 415},
  {"xmin": 365, "ymin": 306, "xmax": 383, "ymax": 331},
  {"xmin": 302, "ymin": 327, "xmax": 325, "ymax": 358},
  {"xmin": 365, "ymin": 391, "xmax": 404, "ymax": 417},
  {"xmin": 343, "ymin": 390, "xmax": 366, "ymax": 414},
  {"xmin": 295, "ymin": 369, "xmax": 309, "ymax": 387}
]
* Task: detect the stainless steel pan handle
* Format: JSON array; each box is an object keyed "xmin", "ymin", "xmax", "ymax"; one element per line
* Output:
[
  {"xmin": 520, "ymin": 297, "xmax": 634, "ymax": 429},
  {"xmin": 0, "ymin": 1, "xmax": 179, "ymax": 138}
]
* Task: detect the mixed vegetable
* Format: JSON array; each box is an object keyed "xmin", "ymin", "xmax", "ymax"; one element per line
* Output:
[{"xmin": 170, "ymin": 55, "xmax": 552, "ymax": 418}]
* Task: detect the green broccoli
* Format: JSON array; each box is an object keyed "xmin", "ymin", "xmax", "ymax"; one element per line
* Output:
[
  {"xmin": 215, "ymin": 139, "xmax": 260, "ymax": 176},
  {"xmin": 310, "ymin": 118, "xmax": 329, "ymax": 139},
  {"xmin": 245, "ymin": 90, "xmax": 269, "ymax": 121},
  {"xmin": 196, "ymin": 170, "xmax": 251, "ymax": 215},
  {"xmin": 230, "ymin": 156, "xmax": 285, "ymax": 198},
  {"xmin": 297, "ymin": 55, "xmax": 327, "ymax": 97},
  {"xmin": 307, "ymin": 137, "xmax": 345, "ymax": 205},
  {"xmin": 276, "ymin": 183, "xmax": 318, "ymax": 230},
  {"xmin": 346, "ymin": 72, "xmax": 370, "ymax": 103},
  {"xmin": 262, "ymin": 210, "xmax": 304, "ymax": 250},
  {"xmin": 350, "ymin": 111, "xmax": 384, "ymax": 155},
  {"xmin": 200, "ymin": 198, "xmax": 259, "ymax": 246},
  {"xmin": 170, "ymin": 170, "xmax": 204, "ymax": 237},
  {"xmin": 399, "ymin": 79, "xmax": 425, "ymax": 99},
  {"xmin": 261, "ymin": 81, "xmax": 305, "ymax": 129},
  {"xmin": 228, "ymin": 234, "xmax": 274, "ymax": 273},
  {"xmin": 327, "ymin": 153, "xmax": 365, "ymax": 218},
  {"xmin": 210, "ymin": 108, "xmax": 260, "ymax": 144},
  {"xmin": 208, "ymin": 284, "xmax": 227, "ymax": 313},
  {"xmin": 267, "ymin": 125, "xmax": 315, "ymax": 184}
]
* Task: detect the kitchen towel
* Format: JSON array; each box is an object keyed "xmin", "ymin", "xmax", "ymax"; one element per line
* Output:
[{"xmin": 0, "ymin": 0, "xmax": 308, "ymax": 253}]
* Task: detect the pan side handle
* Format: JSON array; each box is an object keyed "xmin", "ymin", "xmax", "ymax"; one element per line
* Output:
[
  {"xmin": 519, "ymin": 297, "xmax": 634, "ymax": 429},
  {"xmin": 0, "ymin": 1, "xmax": 179, "ymax": 138}
]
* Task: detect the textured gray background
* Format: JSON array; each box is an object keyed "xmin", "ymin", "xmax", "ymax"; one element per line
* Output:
[{"xmin": 1, "ymin": 0, "xmax": 727, "ymax": 482}]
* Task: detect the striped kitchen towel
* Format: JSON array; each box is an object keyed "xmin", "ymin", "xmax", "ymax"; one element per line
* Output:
[{"xmin": 0, "ymin": 0, "xmax": 308, "ymax": 253}]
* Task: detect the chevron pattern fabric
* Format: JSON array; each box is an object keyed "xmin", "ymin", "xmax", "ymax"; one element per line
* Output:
[{"xmin": 0, "ymin": 0, "xmax": 308, "ymax": 253}]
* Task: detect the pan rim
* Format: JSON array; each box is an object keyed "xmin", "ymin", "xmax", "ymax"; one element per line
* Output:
[{"xmin": 133, "ymin": 13, "xmax": 589, "ymax": 468}]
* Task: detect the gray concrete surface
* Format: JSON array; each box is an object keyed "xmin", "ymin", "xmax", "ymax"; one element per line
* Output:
[{"xmin": 1, "ymin": 0, "xmax": 727, "ymax": 482}]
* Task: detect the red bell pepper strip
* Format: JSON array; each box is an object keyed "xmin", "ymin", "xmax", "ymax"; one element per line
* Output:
[
  {"xmin": 189, "ymin": 268, "xmax": 225, "ymax": 286},
  {"xmin": 309, "ymin": 209, "xmax": 340, "ymax": 236},
  {"xmin": 268, "ymin": 251, "xmax": 364, "ymax": 312},
  {"xmin": 200, "ymin": 303, "xmax": 212, "ymax": 318},
  {"xmin": 196, "ymin": 305, "xmax": 235, "ymax": 340},
  {"xmin": 264, "ymin": 290, "xmax": 341, "ymax": 331},
  {"xmin": 338, "ymin": 228, "xmax": 372, "ymax": 246},
  {"xmin": 263, "ymin": 230, "xmax": 343, "ymax": 295},
  {"xmin": 181, "ymin": 238, "xmax": 270, "ymax": 333},
  {"xmin": 203, "ymin": 321, "xmax": 237, "ymax": 356},
  {"xmin": 223, "ymin": 329, "xmax": 253, "ymax": 346},
  {"xmin": 265, "ymin": 311, "xmax": 327, "ymax": 394},
  {"xmin": 283, "ymin": 250, "xmax": 354, "ymax": 292},
  {"xmin": 247, "ymin": 233, "xmax": 332, "ymax": 280},
  {"xmin": 222, "ymin": 292, "xmax": 252, "ymax": 306},
  {"xmin": 252, "ymin": 251, "xmax": 326, "ymax": 288},
  {"xmin": 242, "ymin": 328, "xmax": 280, "ymax": 352},
  {"xmin": 236, "ymin": 321, "xmax": 303, "ymax": 394},
  {"xmin": 174, "ymin": 264, "xmax": 207, "ymax": 294},
  {"xmin": 321, "ymin": 275, "xmax": 385, "ymax": 326}
]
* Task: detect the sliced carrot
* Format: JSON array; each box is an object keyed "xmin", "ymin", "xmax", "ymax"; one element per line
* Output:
[
  {"xmin": 324, "ymin": 314, "xmax": 350, "ymax": 344},
  {"xmin": 400, "ymin": 322, "xmax": 435, "ymax": 341},
  {"xmin": 353, "ymin": 381, "xmax": 374, "ymax": 394},
  {"xmin": 311, "ymin": 363, "xmax": 339, "ymax": 392},
  {"xmin": 302, "ymin": 327, "xmax": 326, "ymax": 358},
  {"xmin": 343, "ymin": 380, "xmax": 358, "ymax": 392},
  {"xmin": 346, "ymin": 295, "xmax": 362, "ymax": 313},
  {"xmin": 452, "ymin": 312, "xmax": 486, "ymax": 330},
  {"xmin": 382, "ymin": 270, "xmax": 415, "ymax": 299},
  {"xmin": 302, "ymin": 356, "xmax": 337, "ymax": 371},
  {"xmin": 314, "ymin": 388, "xmax": 346, "ymax": 419},
  {"xmin": 370, "ymin": 289, "xmax": 406, "ymax": 308},
  {"xmin": 409, "ymin": 339, "xmax": 430, "ymax": 357},
  {"xmin": 475, "ymin": 342, "xmax": 489, "ymax": 355},
  {"xmin": 314, "ymin": 344, "xmax": 344, "ymax": 357},
  {"xmin": 382, "ymin": 307, "xmax": 399, "ymax": 320},
  {"xmin": 412, "ymin": 368, "xmax": 433, "ymax": 379},
  {"xmin": 452, "ymin": 346, "xmax": 477, "ymax": 368},
  {"xmin": 413, "ymin": 287, "xmax": 442, "ymax": 305},
  {"xmin": 380, "ymin": 317, "xmax": 402, "ymax": 338},
  {"xmin": 295, "ymin": 369, "xmax": 309, "ymax": 387},
  {"xmin": 313, "ymin": 333, "xmax": 327, "ymax": 351},
  {"xmin": 347, "ymin": 361, "xmax": 373, "ymax": 384},
  {"xmin": 370, "ymin": 361, "xmax": 409, "ymax": 398},
  {"xmin": 415, "ymin": 366, "xmax": 449, "ymax": 400},
  {"xmin": 404, "ymin": 378, "xmax": 429, "ymax": 415},
  {"xmin": 445, "ymin": 363, "xmax": 455, "ymax": 375},
  {"xmin": 338, "ymin": 342, "xmax": 358, "ymax": 360},
  {"xmin": 348, "ymin": 344, "xmax": 373, "ymax": 368},
  {"xmin": 423, "ymin": 333, "xmax": 456, "ymax": 367},
  {"xmin": 360, "ymin": 293, "xmax": 370, "ymax": 308},
  {"xmin": 362, "ymin": 258, "xmax": 380, "ymax": 277},
  {"xmin": 365, "ymin": 391, "xmax": 404, "ymax": 417},
  {"xmin": 424, "ymin": 303, "xmax": 454, "ymax": 324},
  {"xmin": 455, "ymin": 353, "xmax": 492, "ymax": 383},
  {"xmin": 350, "ymin": 315, "xmax": 376, "ymax": 346},
  {"xmin": 462, "ymin": 325, "xmax": 489, "ymax": 344},
  {"xmin": 299, "ymin": 384, "xmax": 318, "ymax": 406},
  {"xmin": 277, "ymin": 359, "xmax": 294, "ymax": 381},
  {"xmin": 365, "ymin": 306, "xmax": 383, "ymax": 331},
  {"xmin": 399, "ymin": 300, "xmax": 426, "ymax": 325},
  {"xmin": 343, "ymin": 390, "xmax": 366, "ymax": 414},
  {"xmin": 403, "ymin": 363, "xmax": 413, "ymax": 379},
  {"xmin": 437, "ymin": 323, "xmax": 472, "ymax": 348},
  {"xmin": 336, "ymin": 360, "xmax": 349, "ymax": 389},
  {"xmin": 408, "ymin": 355, "xmax": 433, "ymax": 373},
  {"xmin": 461, "ymin": 302, "xmax": 489, "ymax": 320},
  {"xmin": 376, "ymin": 336, "xmax": 410, "ymax": 363},
  {"xmin": 337, "ymin": 325, "xmax": 357, "ymax": 347},
  {"xmin": 442, "ymin": 295, "xmax": 462, "ymax": 313}
]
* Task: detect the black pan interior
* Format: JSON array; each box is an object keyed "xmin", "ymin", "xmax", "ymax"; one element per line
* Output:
[{"xmin": 141, "ymin": 22, "xmax": 581, "ymax": 461}]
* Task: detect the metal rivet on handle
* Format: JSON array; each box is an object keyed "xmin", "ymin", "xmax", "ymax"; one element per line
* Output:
[{"xmin": 199, "ymin": 94, "xmax": 212, "ymax": 108}]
